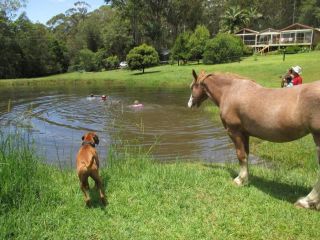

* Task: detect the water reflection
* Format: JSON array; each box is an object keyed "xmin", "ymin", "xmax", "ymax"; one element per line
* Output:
[{"xmin": 0, "ymin": 84, "xmax": 238, "ymax": 166}]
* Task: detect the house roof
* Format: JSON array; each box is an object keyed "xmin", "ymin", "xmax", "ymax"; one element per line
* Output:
[
  {"xmin": 280, "ymin": 23, "xmax": 314, "ymax": 31},
  {"xmin": 235, "ymin": 28, "xmax": 258, "ymax": 34},
  {"xmin": 259, "ymin": 28, "xmax": 280, "ymax": 35},
  {"xmin": 260, "ymin": 28, "xmax": 279, "ymax": 33}
]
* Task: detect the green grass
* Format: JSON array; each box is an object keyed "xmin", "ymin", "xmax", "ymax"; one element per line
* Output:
[
  {"xmin": 1, "ymin": 52, "xmax": 320, "ymax": 239},
  {"xmin": 1, "ymin": 135, "xmax": 319, "ymax": 239},
  {"xmin": 1, "ymin": 51, "xmax": 320, "ymax": 89}
]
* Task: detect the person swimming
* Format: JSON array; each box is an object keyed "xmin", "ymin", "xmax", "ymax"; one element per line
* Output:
[
  {"xmin": 130, "ymin": 100, "xmax": 143, "ymax": 108},
  {"xmin": 86, "ymin": 93, "xmax": 96, "ymax": 100},
  {"xmin": 101, "ymin": 95, "xmax": 107, "ymax": 101}
]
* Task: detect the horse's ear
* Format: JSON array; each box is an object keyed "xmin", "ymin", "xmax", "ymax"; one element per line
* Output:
[{"xmin": 192, "ymin": 69, "xmax": 197, "ymax": 81}]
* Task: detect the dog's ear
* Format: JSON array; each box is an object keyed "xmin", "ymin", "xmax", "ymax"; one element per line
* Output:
[{"xmin": 93, "ymin": 135, "xmax": 99, "ymax": 145}]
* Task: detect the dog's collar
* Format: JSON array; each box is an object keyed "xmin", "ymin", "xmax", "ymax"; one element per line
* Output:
[{"xmin": 82, "ymin": 141, "xmax": 96, "ymax": 147}]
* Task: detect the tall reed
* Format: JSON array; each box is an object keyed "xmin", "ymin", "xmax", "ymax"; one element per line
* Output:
[{"xmin": 0, "ymin": 132, "xmax": 52, "ymax": 214}]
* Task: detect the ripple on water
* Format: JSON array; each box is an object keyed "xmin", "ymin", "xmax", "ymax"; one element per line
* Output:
[{"xmin": 0, "ymin": 87, "xmax": 239, "ymax": 166}]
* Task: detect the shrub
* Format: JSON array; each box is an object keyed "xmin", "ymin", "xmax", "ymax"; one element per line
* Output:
[
  {"xmin": 243, "ymin": 45, "xmax": 254, "ymax": 56},
  {"xmin": 95, "ymin": 49, "xmax": 108, "ymax": 70},
  {"xmin": 203, "ymin": 33, "xmax": 244, "ymax": 64},
  {"xmin": 285, "ymin": 45, "xmax": 300, "ymax": 54},
  {"xmin": 126, "ymin": 44, "xmax": 159, "ymax": 73},
  {"xmin": 105, "ymin": 55, "xmax": 119, "ymax": 70},
  {"xmin": 77, "ymin": 49, "xmax": 98, "ymax": 72},
  {"xmin": 315, "ymin": 43, "xmax": 320, "ymax": 51}
]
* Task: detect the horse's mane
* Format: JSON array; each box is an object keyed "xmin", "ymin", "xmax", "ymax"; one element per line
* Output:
[{"xmin": 198, "ymin": 71, "xmax": 256, "ymax": 84}]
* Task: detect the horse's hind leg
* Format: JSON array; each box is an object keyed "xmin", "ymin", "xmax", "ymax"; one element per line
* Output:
[
  {"xmin": 228, "ymin": 130, "xmax": 249, "ymax": 186},
  {"xmin": 295, "ymin": 133, "xmax": 320, "ymax": 210}
]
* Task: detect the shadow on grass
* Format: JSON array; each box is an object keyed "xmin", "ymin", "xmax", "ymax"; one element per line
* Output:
[
  {"xmin": 203, "ymin": 163, "xmax": 310, "ymax": 204},
  {"xmin": 132, "ymin": 70, "xmax": 161, "ymax": 75},
  {"xmin": 249, "ymin": 174, "xmax": 310, "ymax": 204}
]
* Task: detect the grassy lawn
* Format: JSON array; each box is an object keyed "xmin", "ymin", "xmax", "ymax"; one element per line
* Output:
[
  {"xmin": 1, "ymin": 135, "xmax": 319, "ymax": 240},
  {"xmin": 1, "ymin": 51, "xmax": 320, "ymax": 239},
  {"xmin": 1, "ymin": 51, "xmax": 320, "ymax": 88}
]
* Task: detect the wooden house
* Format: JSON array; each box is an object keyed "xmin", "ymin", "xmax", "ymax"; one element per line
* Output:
[{"xmin": 236, "ymin": 23, "xmax": 320, "ymax": 52}]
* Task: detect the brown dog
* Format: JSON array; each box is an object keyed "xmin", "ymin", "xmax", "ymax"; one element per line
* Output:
[{"xmin": 76, "ymin": 132, "xmax": 106, "ymax": 206}]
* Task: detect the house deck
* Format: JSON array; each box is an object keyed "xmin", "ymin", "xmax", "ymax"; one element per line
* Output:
[{"xmin": 235, "ymin": 23, "xmax": 320, "ymax": 52}]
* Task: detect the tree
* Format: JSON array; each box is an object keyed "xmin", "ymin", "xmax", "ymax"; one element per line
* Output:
[
  {"xmin": 165, "ymin": 0, "xmax": 204, "ymax": 40},
  {"xmin": 0, "ymin": 0, "xmax": 27, "ymax": 18},
  {"xmin": 101, "ymin": 9, "xmax": 133, "ymax": 60},
  {"xmin": 220, "ymin": 5, "xmax": 249, "ymax": 33},
  {"xmin": 106, "ymin": 0, "xmax": 205, "ymax": 51},
  {"xmin": 188, "ymin": 25, "xmax": 210, "ymax": 63},
  {"xmin": 105, "ymin": 0, "xmax": 146, "ymax": 46},
  {"xmin": 105, "ymin": 55, "xmax": 119, "ymax": 70},
  {"xmin": 0, "ymin": 12, "xmax": 22, "ymax": 78},
  {"xmin": 126, "ymin": 43, "xmax": 159, "ymax": 73},
  {"xmin": 171, "ymin": 31, "xmax": 191, "ymax": 65},
  {"xmin": 245, "ymin": 7, "xmax": 263, "ymax": 28},
  {"xmin": 202, "ymin": 0, "xmax": 226, "ymax": 35},
  {"xmin": 298, "ymin": 0, "xmax": 320, "ymax": 27},
  {"xmin": 203, "ymin": 33, "xmax": 244, "ymax": 64},
  {"xmin": 47, "ymin": 1, "xmax": 93, "ymax": 63},
  {"xmin": 76, "ymin": 48, "xmax": 98, "ymax": 71}
]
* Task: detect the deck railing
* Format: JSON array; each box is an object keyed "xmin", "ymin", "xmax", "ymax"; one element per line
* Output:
[{"xmin": 237, "ymin": 30, "xmax": 313, "ymax": 47}]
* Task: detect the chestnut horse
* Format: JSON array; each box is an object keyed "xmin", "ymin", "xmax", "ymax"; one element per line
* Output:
[{"xmin": 188, "ymin": 69, "xmax": 320, "ymax": 210}]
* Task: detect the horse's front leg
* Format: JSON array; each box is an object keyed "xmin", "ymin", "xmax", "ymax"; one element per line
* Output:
[
  {"xmin": 228, "ymin": 130, "xmax": 249, "ymax": 186},
  {"xmin": 295, "ymin": 133, "xmax": 320, "ymax": 210}
]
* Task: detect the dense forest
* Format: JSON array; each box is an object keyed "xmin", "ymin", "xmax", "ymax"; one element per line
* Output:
[{"xmin": 1, "ymin": 0, "xmax": 320, "ymax": 78}]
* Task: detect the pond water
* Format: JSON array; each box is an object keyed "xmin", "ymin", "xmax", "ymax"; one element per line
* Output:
[{"xmin": 0, "ymin": 82, "xmax": 239, "ymax": 166}]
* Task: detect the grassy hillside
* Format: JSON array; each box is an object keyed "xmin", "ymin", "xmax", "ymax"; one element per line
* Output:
[
  {"xmin": 1, "ymin": 51, "xmax": 320, "ymax": 88},
  {"xmin": 1, "ymin": 52, "xmax": 320, "ymax": 239}
]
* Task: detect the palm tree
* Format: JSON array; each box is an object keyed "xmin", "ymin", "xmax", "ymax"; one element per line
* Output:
[
  {"xmin": 245, "ymin": 7, "xmax": 263, "ymax": 28},
  {"xmin": 220, "ymin": 6, "xmax": 249, "ymax": 33}
]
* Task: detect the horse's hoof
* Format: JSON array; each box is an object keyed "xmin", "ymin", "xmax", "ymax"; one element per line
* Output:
[
  {"xmin": 85, "ymin": 199, "xmax": 92, "ymax": 207},
  {"xmin": 101, "ymin": 197, "xmax": 108, "ymax": 206},
  {"xmin": 233, "ymin": 176, "xmax": 247, "ymax": 186},
  {"xmin": 295, "ymin": 198, "xmax": 320, "ymax": 210},
  {"xmin": 294, "ymin": 198, "xmax": 311, "ymax": 209}
]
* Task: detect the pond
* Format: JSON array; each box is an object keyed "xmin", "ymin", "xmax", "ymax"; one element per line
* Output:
[{"xmin": 0, "ymin": 81, "xmax": 239, "ymax": 166}]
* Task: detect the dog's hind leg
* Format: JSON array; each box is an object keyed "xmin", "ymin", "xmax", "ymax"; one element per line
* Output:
[
  {"xmin": 80, "ymin": 177, "xmax": 91, "ymax": 206},
  {"xmin": 92, "ymin": 172, "xmax": 107, "ymax": 206}
]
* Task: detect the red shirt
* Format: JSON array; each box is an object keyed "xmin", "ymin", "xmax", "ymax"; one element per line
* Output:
[{"xmin": 292, "ymin": 75, "xmax": 302, "ymax": 85}]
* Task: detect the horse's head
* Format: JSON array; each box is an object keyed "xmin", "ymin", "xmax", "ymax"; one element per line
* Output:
[{"xmin": 188, "ymin": 70, "xmax": 208, "ymax": 108}]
